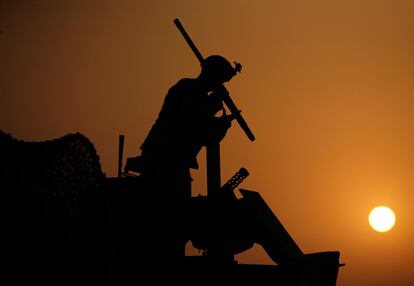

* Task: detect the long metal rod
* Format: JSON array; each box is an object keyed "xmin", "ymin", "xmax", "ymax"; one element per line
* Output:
[{"xmin": 173, "ymin": 18, "xmax": 204, "ymax": 63}]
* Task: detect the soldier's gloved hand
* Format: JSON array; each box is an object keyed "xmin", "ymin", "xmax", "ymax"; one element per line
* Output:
[
  {"xmin": 212, "ymin": 85, "xmax": 229, "ymax": 97},
  {"xmin": 220, "ymin": 113, "xmax": 233, "ymax": 130},
  {"xmin": 208, "ymin": 92, "xmax": 224, "ymax": 115},
  {"xmin": 210, "ymin": 114, "xmax": 232, "ymax": 143},
  {"xmin": 208, "ymin": 85, "xmax": 229, "ymax": 114}
]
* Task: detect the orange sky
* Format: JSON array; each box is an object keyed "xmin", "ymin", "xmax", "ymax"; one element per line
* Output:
[{"xmin": 1, "ymin": 1, "xmax": 414, "ymax": 285}]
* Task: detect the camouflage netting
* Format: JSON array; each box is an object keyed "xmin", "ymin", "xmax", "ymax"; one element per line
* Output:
[
  {"xmin": 0, "ymin": 129, "xmax": 105, "ymax": 215},
  {"xmin": 0, "ymin": 129, "xmax": 110, "ymax": 285}
]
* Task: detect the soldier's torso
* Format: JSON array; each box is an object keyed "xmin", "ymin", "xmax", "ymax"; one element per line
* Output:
[{"xmin": 141, "ymin": 78, "xmax": 213, "ymax": 169}]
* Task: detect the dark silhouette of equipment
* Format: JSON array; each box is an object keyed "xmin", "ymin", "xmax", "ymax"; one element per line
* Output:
[
  {"xmin": 1, "ymin": 17, "xmax": 343, "ymax": 286},
  {"xmin": 1, "ymin": 123, "xmax": 343, "ymax": 286}
]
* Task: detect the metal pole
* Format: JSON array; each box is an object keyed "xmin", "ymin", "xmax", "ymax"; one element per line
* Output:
[{"xmin": 118, "ymin": 135, "xmax": 124, "ymax": 178}]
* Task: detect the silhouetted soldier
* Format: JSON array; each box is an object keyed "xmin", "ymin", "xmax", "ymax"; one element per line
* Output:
[{"xmin": 126, "ymin": 55, "xmax": 239, "ymax": 263}]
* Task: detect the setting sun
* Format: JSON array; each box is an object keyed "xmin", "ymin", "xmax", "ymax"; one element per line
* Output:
[{"xmin": 368, "ymin": 206, "xmax": 396, "ymax": 232}]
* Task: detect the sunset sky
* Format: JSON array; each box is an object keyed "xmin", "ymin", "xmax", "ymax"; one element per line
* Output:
[{"xmin": 1, "ymin": 1, "xmax": 414, "ymax": 285}]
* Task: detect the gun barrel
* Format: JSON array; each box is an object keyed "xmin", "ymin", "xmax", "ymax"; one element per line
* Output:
[{"xmin": 221, "ymin": 167, "xmax": 250, "ymax": 193}]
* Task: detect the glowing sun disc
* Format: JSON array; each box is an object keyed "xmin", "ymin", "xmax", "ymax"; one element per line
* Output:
[{"xmin": 369, "ymin": 206, "xmax": 396, "ymax": 232}]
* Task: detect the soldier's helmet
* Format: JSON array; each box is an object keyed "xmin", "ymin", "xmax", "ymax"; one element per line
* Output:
[{"xmin": 201, "ymin": 55, "xmax": 240, "ymax": 84}]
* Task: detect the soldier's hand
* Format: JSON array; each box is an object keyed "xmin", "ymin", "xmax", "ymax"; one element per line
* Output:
[
  {"xmin": 212, "ymin": 85, "xmax": 229, "ymax": 97},
  {"xmin": 221, "ymin": 114, "xmax": 233, "ymax": 130},
  {"xmin": 208, "ymin": 92, "xmax": 224, "ymax": 115},
  {"xmin": 216, "ymin": 114, "xmax": 233, "ymax": 140},
  {"xmin": 225, "ymin": 110, "xmax": 241, "ymax": 122}
]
